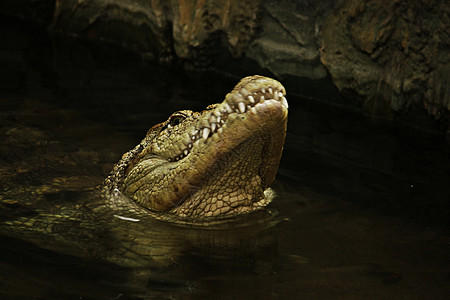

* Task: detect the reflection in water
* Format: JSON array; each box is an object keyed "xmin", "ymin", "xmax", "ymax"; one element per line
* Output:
[{"xmin": 0, "ymin": 18, "xmax": 449, "ymax": 299}]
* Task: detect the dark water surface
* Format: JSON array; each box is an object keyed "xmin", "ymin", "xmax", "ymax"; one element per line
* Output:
[{"xmin": 1, "ymin": 20, "xmax": 449, "ymax": 299}]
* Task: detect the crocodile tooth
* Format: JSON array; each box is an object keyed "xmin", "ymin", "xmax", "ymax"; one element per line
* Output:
[
  {"xmin": 184, "ymin": 149, "xmax": 189, "ymax": 156},
  {"xmin": 218, "ymin": 127, "xmax": 223, "ymax": 134},
  {"xmin": 274, "ymin": 90, "xmax": 279, "ymax": 100},
  {"xmin": 202, "ymin": 128, "xmax": 210, "ymax": 141},
  {"xmin": 268, "ymin": 87, "xmax": 273, "ymax": 95},
  {"xmin": 260, "ymin": 95, "xmax": 265, "ymax": 101},
  {"xmin": 223, "ymin": 103, "xmax": 233, "ymax": 113},
  {"xmin": 211, "ymin": 122, "xmax": 216, "ymax": 132},
  {"xmin": 217, "ymin": 116, "xmax": 221, "ymax": 123},
  {"xmin": 191, "ymin": 129, "xmax": 198, "ymax": 142},
  {"xmin": 261, "ymin": 87, "xmax": 265, "ymax": 93},
  {"xmin": 209, "ymin": 115, "xmax": 217, "ymax": 123},
  {"xmin": 187, "ymin": 143, "xmax": 193, "ymax": 149},
  {"xmin": 281, "ymin": 96, "xmax": 289, "ymax": 108},
  {"xmin": 238, "ymin": 102, "xmax": 246, "ymax": 113},
  {"xmin": 213, "ymin": 110, "xmax": 221, "ymax": 117}
]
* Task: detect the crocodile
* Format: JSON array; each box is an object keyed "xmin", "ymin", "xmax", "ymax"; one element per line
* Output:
[
  {"xmin": 0, "ymin": 75, "xmax": 288, "ymax": 266},
  {"xmin": 104, "ymin": 75, "xmax": 288, "ymax": 221}
]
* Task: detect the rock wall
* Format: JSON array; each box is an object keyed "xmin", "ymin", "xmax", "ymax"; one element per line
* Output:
[
  {"xmin": 1, "ymin": 0, "xmax": 448, "ymax": 136},
  {"xmin": 171, "ymin": 0, "xmax": 260, "ymax": 65},
  {"xmin": 50, "ymin": 0, "xmax": 336, "ymax": 76},
  {"xmin": 52, "ymin": 0, "xmax": 263, "ymax": 66},
  {"xmin": 52, "ymin": 0, "xmax": 174, "ymax": 59},
  {"xmin": 320, "ymin": 0, "xmax": 450, "ymax": 122},
  {"xmin": 245, "ymin": 0, "xmax": 333, "ymax": 80}
]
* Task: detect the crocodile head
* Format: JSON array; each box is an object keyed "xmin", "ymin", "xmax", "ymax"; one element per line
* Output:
[{"xmin": 107, "ymin": 75, "xmax": 288, "ymax": 219}]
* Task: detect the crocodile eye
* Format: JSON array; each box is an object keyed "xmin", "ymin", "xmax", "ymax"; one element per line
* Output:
[{"xmin": 169, "ymin": 115, "xmax": 186, "ymax": 127}]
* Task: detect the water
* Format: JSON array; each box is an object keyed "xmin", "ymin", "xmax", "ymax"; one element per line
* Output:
[{"xmin": 1, "ymin": 19, "xmax": 449, "ymax": 299}]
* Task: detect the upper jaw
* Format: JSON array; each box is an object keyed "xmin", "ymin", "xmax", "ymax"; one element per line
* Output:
[{"xmin": 160, "ymin": 76, "xmax": 288, "ymax": 163}]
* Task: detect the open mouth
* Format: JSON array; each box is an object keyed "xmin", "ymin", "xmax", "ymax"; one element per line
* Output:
[{"xmin": 119, "ymin": 76, "xmax": 288, "ymax": 218}]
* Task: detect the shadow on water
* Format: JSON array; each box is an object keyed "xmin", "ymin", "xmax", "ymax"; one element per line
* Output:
[{"xmin": 0, "ymin": 17, "xmax": 449, "ymax": 299}]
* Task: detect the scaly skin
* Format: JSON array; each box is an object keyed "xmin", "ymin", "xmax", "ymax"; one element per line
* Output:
[{"xmin": 104, "ymin": 75, "xmax": 288, "ymax": 219}]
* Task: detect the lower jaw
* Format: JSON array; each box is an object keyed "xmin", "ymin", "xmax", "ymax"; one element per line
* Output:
[
  {"xmin": 170, "ymin": 137, "xmax": 271, "ymax": 218},
  {"xmin": 170, "ymin": 180, "xmax": 267, "ymax": 218}
]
